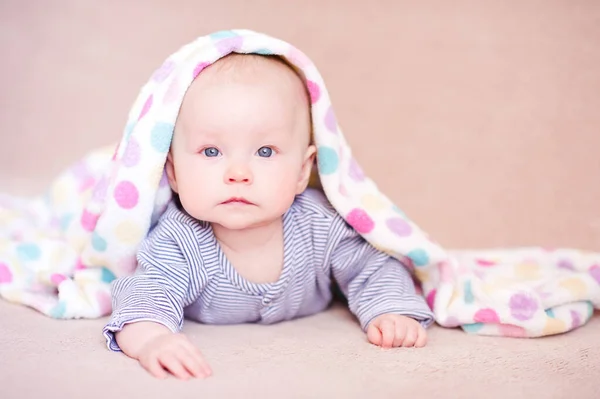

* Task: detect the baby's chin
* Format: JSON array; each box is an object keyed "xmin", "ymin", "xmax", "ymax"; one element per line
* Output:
[{"xmin": 205, "ymin": 214, "xmax": 281, "ymax": 231}]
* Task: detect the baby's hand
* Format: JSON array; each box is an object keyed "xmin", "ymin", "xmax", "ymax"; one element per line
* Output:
[
  {"xmin": 366, "ymin": 314, "xmax": 427, "ymax": 349},
  {"xmin": 137, "ymin": 332, "xmax": 212, "ymax": 380}
]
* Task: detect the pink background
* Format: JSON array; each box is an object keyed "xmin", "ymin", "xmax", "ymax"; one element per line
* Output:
[{"xmin": 1, "ymin": 0, "xmax": 599, "ymax": 251}]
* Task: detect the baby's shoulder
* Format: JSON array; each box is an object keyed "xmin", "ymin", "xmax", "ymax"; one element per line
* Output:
[
  {"xmin": 292, "ymin": 188, "xmax": 343, "ymax": 223},
  {"xmin": 147, "ymin": 200, "xmax": 210, "ymax": 242}
]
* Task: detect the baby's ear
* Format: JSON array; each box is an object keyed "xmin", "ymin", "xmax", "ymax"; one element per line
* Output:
[
  {"xmin": 296, "ymin": 145, "xmax": 317, "ymax": 194},
  {"xmin": 165, "ymin": 152, "xmax": 179, "ymax": 193}
]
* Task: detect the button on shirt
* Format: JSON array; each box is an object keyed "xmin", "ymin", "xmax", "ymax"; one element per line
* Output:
[{"xmin": 103, "ymin": 188, "xmax": 434, "ymax": 351}]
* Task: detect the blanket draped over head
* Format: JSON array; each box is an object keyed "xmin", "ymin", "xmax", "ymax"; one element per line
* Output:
[{"xmin": 1, "ymin": 29, "xmax": 598, "ymax": 337}]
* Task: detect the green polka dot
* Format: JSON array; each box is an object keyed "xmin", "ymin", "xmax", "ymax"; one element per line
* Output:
[
  {"xmin": 407, "ymin": 249, "xmax": 430, "ymax": 267},
  {"xmin": 545, "ymin": 308, "xmax": 555, "ymax": 318},
  {"xmin": 317, "ymin": 146, "xmax": 339, "ymax": 175}
]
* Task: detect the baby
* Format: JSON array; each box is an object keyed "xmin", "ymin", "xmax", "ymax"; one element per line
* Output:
[{"xmin": 103, "ymin": 53, "xmax": 434, "ymax": 380}]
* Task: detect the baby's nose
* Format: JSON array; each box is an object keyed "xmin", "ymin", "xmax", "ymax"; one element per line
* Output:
[{"xmin": 225, "ymin": 165, "xmax": 253, "ymax": 184}]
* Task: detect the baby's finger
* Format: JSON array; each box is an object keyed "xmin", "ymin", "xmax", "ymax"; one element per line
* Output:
[
  {"xmin": 159, "ymin": 353, "xmax": 192, "ymax": 380},
  {"xmin": 401, "ymin": 325, "xmax": 418, "ymax": 347},
  {"xmin": 415, "ymin": 327, "xmax": 428, "ymax": 348},
  {"xmin": 177, "ymin": 350, "xmax": 206, "ymax": 379},
  {"xmin": 185, "ymin": 342, "xmax": 213, "ymax": 376},
  {"xmin": 141, "ymin": 356, "xmax": 168, "ymax": 379},
  {"xmin": 392, "ymin": 322, "xmax": 407, "ymax": 347},
  {"xmin": 380, "ymin": 319, "xmax": 395, "ymax": 348},
  {"xmin": 367, "ymin": 323, "xmax": 383, "ymax": 346}
]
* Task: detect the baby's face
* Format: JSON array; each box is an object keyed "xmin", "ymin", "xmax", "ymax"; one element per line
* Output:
[{"xmin": 166, "ymin": 54, "xmax": 315, "ymax": 230}]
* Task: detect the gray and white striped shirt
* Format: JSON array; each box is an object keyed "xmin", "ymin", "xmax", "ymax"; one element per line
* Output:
[{"xmin": 103, "ymin": 188, "xmax": 434, "ymax": 351}]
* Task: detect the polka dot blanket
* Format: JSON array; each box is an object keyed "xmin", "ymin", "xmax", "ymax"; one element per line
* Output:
[{"xmin": 1, "ymin": 29, "xmax": 598, "ymax": 337}]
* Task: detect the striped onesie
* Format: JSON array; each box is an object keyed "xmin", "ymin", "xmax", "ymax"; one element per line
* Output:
[{"xmin": 103, "ymin": 188, "xmax": 434, "ymax": 350}]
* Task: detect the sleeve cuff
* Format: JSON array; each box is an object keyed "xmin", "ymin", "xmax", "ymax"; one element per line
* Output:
[
  {"xmin": 102, "ymin": 312, "xmax": 181, "ymax": 352},
  {"xmin": 357, "ymin": 296, "xmax": 436, "ymax": 332}
]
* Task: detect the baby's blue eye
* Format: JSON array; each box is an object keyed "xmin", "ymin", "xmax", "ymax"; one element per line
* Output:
[
  {"xmin": 257, "ymin": 146, "xmax": 273, "ymax": 157},
  {"xmin": 203, "ymin": 147, "xmax": 220, "ymax": 157}
]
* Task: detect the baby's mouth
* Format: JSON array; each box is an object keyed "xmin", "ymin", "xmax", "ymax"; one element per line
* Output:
[{"xmin": 221, "ymin": 197, "xmax": 253, "ymax": 205}]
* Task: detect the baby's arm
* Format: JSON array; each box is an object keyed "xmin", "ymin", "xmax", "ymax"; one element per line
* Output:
[
  {"xmin": 103, "ymin": 218, "xmax": 211, "ymax": 379},
  {"xmin": 329, "ymin": 219, "xmax": 435, "ymax": 347}
]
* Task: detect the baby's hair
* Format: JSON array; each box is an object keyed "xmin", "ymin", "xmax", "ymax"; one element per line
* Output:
[{"xmin": 210, "ymin": 52, "xmax": 315, "ymax": 146}]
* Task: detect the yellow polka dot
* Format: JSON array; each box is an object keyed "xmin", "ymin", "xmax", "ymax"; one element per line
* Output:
[
  {"xmin": 543, "ymin": 317, "xmax": 567, "ymax": 335},
  {"xmin": 51, "ymin": 179, "xmax": 72, "ymax": 206},
  {"xmin": 414, "ymin": 268, "xmax": 430, "ymax": 283},
  {"xmin": 515, "ymin": 262, "xmax": 541, "ymax": 280},
  {"xmin": 50, "ymin": 249, "xmax": 66, "ymax": 266},
  {"xmin": 115, "ymin": 220, "xmax": 144, "ymax": 245},
  {"xmin": 149, "ymin": 165, "xmax": 165, "ymax": 187},
  {"xmin": 448, "ymin": 289, "xmax": 461, "ymax": 306},
  {"xmin": 560, "ymin": 278, "xmax": 588, "ymax": 298},
  {"xmin": 360, "ymin": 194, "xmax": 388, "ymax": 212}
]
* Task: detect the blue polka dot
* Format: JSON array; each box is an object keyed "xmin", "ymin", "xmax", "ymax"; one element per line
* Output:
[
  {"xmin": 586, "ymin": 301, "xmax": 594, "ymax": 318},
  {"xmin": 545, "ymin": 308, "xmax": 555, "ymax": 318},
  {"xmin": 462, "ymin": 322, "xmax": 484, "ymax": 333},
  {"xmin": 50, "ymin": 301, "xmax": 66, "ymax": 318},
  {"xmin": 101, "ymin": 267, "xmax": 116, "ymax": 284},
  {"xmin": 317, "ymin": 146, "xmax": 339, "ymax": 175},
  {"xmin": 209, "ymin": 30, "xmax": 238, "ymax": 40},
  {"xmin": 407, "ymin": 249, "xmax": 430, "ymax": 267},
  {"xmin": 60, "ymin": 213, "xmax": 73, "ymax": 231},
  {"xmin": 16, "ymin": 243, "xmax": 41, "ymax": 262},
  {"xmin": 124, "ymin": 123, "xmax": 135, "ymax": 139},
  {"xmin": 392, "ymin": 205, "xmax": 406, "ymax": 217},
  {"xmin": 151, "ymin": 122, "xmax": 174, "ymax": 153},
  {"xmin": 464, "ymin": 281, "xmax": 474, "ymax": 304},
  {"xmin": 92, "ymin": 233, "xmax": 107, "ymax": 252},
  {"xmin": 254, "ymin": 48, "xmax": 273, "ymax": 55}
]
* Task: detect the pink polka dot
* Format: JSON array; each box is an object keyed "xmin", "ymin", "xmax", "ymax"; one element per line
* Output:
[
  {"xmin": 442, "ymin": 316, "xmax": 461, "ymax": 327},
  {"xmin": 589, "ymin": 265, "xmax": 600, "ymax": 284},
  {"xmin": 193, "ymin": 62, "xmax": 210, "ymax": 79},
  {"xmin": 474, "ymin": 308, "xmax": 500, "ymax": 324},
  {"xmin": 475, "ymin": 258, "xmax": 496, "ymax": 267},
  {"xmin": 96, "ymin": 291, "xmax": 113, "ymax": 316},
  {"xmin": 346, "ymin": 208, "xmax": 375, "ymax": 234},
  {"xmin": 216, "ymin": 37, "xmax": 243, "ymax": 55},
  {"xmin": 439, "ymin": 261, "xmax": 454, "ymax": 283},
  {"xmin": 164, "ymin": 78, "xmax": 180, "ymax": 104},
  {"xmin": 122, "ymin": 138, "xmax": 140, "ymax": 168},
  {"xmin": 571, "ymin": 310, "xmax": 582, "ymax": 329},
  {"xmin": 0, "ymin": 263, "xmax": 13, "ymax": 284},
  {"xmin": 426, "ymin": 289, "xmax": 436, "ymax": 310},
  {"xmin": 114, "ymin": 181, "xmax": 139, "ymax": 209},
  {"xmin": 75, "ymin": 258, "xmax": 87, "ymax": 271},
  {"xmin": 339, "ymin": 184, "xmax": 348, "ymax": 197},
  {"xmin": 287, "ymin": 47, "xmax": 311, "ymax": 68},
  {"xmin": 306, "ymin": 80, "xmax": 320, "ymax": 104},
  {"xmin": 138, "ymin": 95, "xmax": 153, "ymax": 121},
  {"xmin": 498, "ymin": 323, "xmax": 527, "ymax": 338},
  {"xmin": 80, "ymin": 209, "xmax": 100, "ymax": 232},
  {"xmin": 78, "ymin": 177, "xmax": 96, "ymax": 193},
  {"xmin": 50, "ymin": 273, "xmax": 66, "ymax": 286}
]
